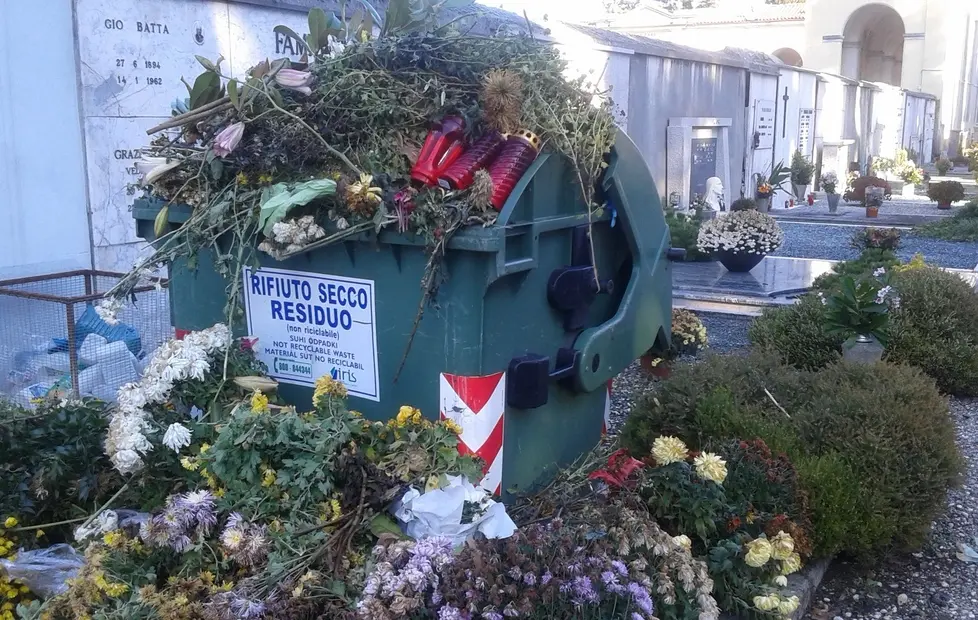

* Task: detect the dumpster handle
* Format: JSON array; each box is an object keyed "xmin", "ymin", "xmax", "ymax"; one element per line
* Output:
[{"xmin": 569, "ymin": 130, "xmax": 673, "ymax": 393}]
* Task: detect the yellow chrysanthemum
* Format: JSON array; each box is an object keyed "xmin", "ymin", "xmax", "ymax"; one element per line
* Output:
[
  {"xmin": 744, "ymin": 537, "xmax": 773, "ymax": 568},
  {"xmin": 396, "ymin": 405, "xmax": 423, "ymax": 427},
  {"xmin": 780, "ymin": 552, "xmax": 802, "ymax": 575},
  {"xmin": 777, "ymin": 595, "xmax": 800, "ymax": 616},
  {"xmin": 440, "ymin": 418, "xmax": 463, "ymax": 435},
  {"xmin": 773, "ymin": 575, "xmax": 788, "ymax": 587},
  {"xmin": 672, "ymin": 535, "xmax": 692, "ymax": 552},
  {"xmin": 180, "ymin": 456, "xmax": 200, "ymax": 471},
  {"xmin": 651, "ymin": 436, "xmax": 689, "ymax": 465},
  {"xmin": 261, "ymin": 467, "xmax": 277, "ymax": 488},
  {"xmin": 199, "ymin": 443, "xmax": 211, "ymax": 455},
  {"xmin": 251, "ymin": 390, "xmax": 269, "ymax": 413},
  {"xmin": 257, "ymin": 173, "xmax": 274, "ymax": 184},
  {"xmin": 236, "ymin": 172, "xmax": 249, "ymax": 186},
  {"xmin": 3, "ymin": 517, "xmax": 17, "ymax": 529},
  {"xmin": 102, "ymin": 530, "xmax": 126, "ymax": 549},
  {"xmin": 693, "ymin": 452, "xmax": 728, "ymax": 484},
  {"xmin": 35, "ymin": 529, "xmax": 44, "ymax": 539},
  {"xmin": 753, "ymin": 594, "xmax": 780, "ymax": 612},
  {"xmin": 313, "ymin": 374, "xmax": 348, "ymax": 404},
  {"xmin": 199, "ymin": 571, "xmax": 215, "ymax": 585},
  {"xmin": 770, "ymin": 530, "xmax": 795, "ymax": 561}
]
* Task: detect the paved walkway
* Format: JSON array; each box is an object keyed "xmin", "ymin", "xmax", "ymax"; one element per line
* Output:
[{"xmin": 770, "ymin": 195, "xmax": 965, "ymax": 226}]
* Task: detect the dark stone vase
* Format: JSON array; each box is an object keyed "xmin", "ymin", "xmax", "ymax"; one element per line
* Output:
[{"xmin": 717, "ymin": 250, "xmax": 765, "ymax": 273}]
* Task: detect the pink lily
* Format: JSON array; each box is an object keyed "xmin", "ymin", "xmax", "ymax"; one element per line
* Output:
[
  {"xmin": 274, "ymin": 69, "xmax": 314, "ymax": 96},
  {"xmin": 212, "ymin": 122, "xmax": 245, "ymax": 158}
]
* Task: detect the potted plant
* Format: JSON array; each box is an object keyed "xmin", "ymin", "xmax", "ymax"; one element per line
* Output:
[
  {"xmin": 730, "ymin": 197, "xmax": 757, "ymax": 212},
  {"xmin": 935, "ymin": 157, "xmax": 952, "ymax": 175},
  {"xmin": 927, "ymin": 180, "xmax": 965, "ymax": 209},
  {"xmin": 899, "ymin": 164, "xmax": 924, "ymax": 197},
  {"xmin": 640, "ymin": 308, "xmax": 708, "ymax": 377},
  {"xmin": 696, "ymin": 209, "xmax": 785, "ymax": 272},
  {"xmin": 790, "ymin": 151, "xmax": 814, "ymax": 200},
  {"xmin": 755, "ymin": 161, "xmax": 789, "ymax": 212},
  {"xmin": 864, "ymin": 186, "xmax": 885, "ymax": 218},
  {"xmin": 821, "ymin": 170, "xmax": 840, "ymax": 213},
  {"xmin": 823, "ymin": 271, "xmax": 899, "ymax": 364}
]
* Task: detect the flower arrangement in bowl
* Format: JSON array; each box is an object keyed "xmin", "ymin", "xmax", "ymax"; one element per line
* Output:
[
  {"xmin": 697, "ymin": 210, "xmax": 784, "ymax": 272},
  {"xmin": 641, "ymin": 308, "xmax": 708, "ymax": 377},
  {"xmin": 927, "ymin": 180, "xmax": 965, "ymax": 209}
]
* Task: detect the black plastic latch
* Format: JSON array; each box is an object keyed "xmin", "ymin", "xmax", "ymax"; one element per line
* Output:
[
  {"xmin": 548, "ymin": 267, "xmax": 614, "ymax": 331},
  {"xmin": 667, "ymin": 247, "xmax": 687, "ymax": 261},
  {"xmin": 506, "ymin": 348, "xmax": 581, "ymax": 409}
]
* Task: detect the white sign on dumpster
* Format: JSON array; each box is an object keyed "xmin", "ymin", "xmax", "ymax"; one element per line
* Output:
[{"xmin": 242, "ymin": 266, "xmax": 380, "ymax": 401}]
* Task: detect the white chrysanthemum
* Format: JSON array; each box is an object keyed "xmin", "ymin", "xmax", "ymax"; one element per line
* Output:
[
  {"xmin": 106, "ymin": 324, "xmax": 231, "ymax": 473},
  {"xmin": 163, "ymin": 423, "xmax": 193, "ymax": 453},
  {"xmin": 95, "ymin": 297, "xmax": 126, "ymax": 326}
]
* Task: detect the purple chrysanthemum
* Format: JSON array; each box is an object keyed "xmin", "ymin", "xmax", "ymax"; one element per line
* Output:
[
  {"xmin": 611, "ymin": 560, "xmax": 628, "ymax": 576},
  {"xmin": 627, "ymin": 582, "xmax": 655, "ymax": 616},
  {"xmin": 571, "ymin": 576, "xmax": 599, "ymax": 605},
  {"xmin": 523, "ymin": 572, "xmax": 537, "ymax": 587},
  {"xmin": 540, "ymin": 571, "xmax": 553, "ymax": 585},
  {"xmin": 438, "ymin": 605, "xmax": 466, "ymax": 620}
]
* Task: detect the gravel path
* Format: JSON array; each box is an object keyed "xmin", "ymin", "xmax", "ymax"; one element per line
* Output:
[
  {"xmin": 773, "ymin": 222, "xmax": 978, "ymax": 269},
  {"xmin": 806, "ymin": 398, "xmax": 978, "ymax": 620}
]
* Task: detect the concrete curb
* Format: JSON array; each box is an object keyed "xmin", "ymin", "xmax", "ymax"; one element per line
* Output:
[{"xmin": 718, "ymin": 557, "xmax": 833, "ymax": 619}]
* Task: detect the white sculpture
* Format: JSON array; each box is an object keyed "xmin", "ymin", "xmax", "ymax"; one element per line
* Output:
[{"xmin": 703, "ymin": 177, "xmax": 725, "ymax": 212}]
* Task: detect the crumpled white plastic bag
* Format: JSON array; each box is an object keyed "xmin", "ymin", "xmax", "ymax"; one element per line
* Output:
[
  {"xmin": 0, "ymin": 544, "xmax": 84, "ymax": 598},
  {"xmin": 392, "ymin": 475, "xmax": 517, "ymax": 544}
]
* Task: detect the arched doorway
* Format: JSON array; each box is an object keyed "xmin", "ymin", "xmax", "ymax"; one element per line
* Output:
[
  {"xmin": 842, "ymin": 4, "xmax": 905, "ymax": 86},
  {"xmin": 772, "ymin": 48, "xmax": 803, "ymax": 67}
]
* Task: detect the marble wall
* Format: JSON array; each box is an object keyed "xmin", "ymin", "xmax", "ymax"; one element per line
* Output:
[{"xmin": 74, "ymin": 0, "xmax": 308, "ymax": 272}]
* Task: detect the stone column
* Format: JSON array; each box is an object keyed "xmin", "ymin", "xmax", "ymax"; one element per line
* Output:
[{"xmin": 841, "ymin": 41, "xmax": 862, "ymax": 80}]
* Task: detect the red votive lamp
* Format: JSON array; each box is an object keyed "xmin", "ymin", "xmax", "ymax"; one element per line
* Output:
[
  {"xmin": 487, "ymin": 129, "xmax": 541, "ymax": 210},
  {"xmin": 438, "ymin": 131, "xmax": 505, "ymax": 191},
  {"xmin": 411, "ymin": 116, "xmax": 467, "ymax": 186}
]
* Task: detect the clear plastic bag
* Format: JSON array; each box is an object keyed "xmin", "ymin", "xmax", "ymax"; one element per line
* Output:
[{"xmin": 0, "ymin": 544, "xmax": 84, "ymax": 598}]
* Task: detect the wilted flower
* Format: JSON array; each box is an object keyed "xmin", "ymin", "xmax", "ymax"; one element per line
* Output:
[
  {"xmin": 744, "ymin": 537, "xmax": 773, "ymax": 568},
  {"xmin": 212, "ymin": 122, "xmax": 245, "ymax": 157},
  {"xmin": 693, "ymin": 452, "xmax": 727, "ymax": 484},
  {"xmin": 274, "ymin": 68, "xmax": 314, "ymax": 95},
  {"xmin": 780, "ymin": 552, "xmax": 802, "ymax": 575},
  {"xmin": 651, "ymin": 436, "xmax": 689, "ymax": 465},
  {"xmin": 162, "ymin": 422, "xmax": 193, "ymax": 452},
  {"xmin": 770, "ymin": 531, "xmax": 795, "ymax": 561},
  {"xmin": 753, "ymin": 594, "xmax": 780, "ymax": 612},
  {"xmin": 778, "ymin": 595, "xmax": 800, "ymax": 616},
  {"xmin": 95, "ymin": 297, "xmax": 126, "ymax": 326},
  {"xmin": 672, "ymin": 535, "xmax": 692, "ymax": 552}
]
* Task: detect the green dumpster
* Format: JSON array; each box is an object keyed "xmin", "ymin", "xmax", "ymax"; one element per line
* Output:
[{"xmin": 134, "ymin": 129, "xmax": 673, "ymax": 496}]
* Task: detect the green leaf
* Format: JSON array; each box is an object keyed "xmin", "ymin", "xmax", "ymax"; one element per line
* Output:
[
  {"xmin": 227, "ymin": 79, "xmax": 240, "ymax": 110},
  {"xmin": 382, "ymin": 0, "xmax": 411, "ymax": 36},
  {"xmin": 308, "ymin": 7, "xmax": 328, "ymax": 50},
  {"xmin": 273, "ymin": 25, "xmax": 311, "ymax": 54},
  {"xmin": 189, "ymin": 71, "xmax": 222, "ymax": 109},
  {"xmin": 209, "ymin": 157, "xmax": 224, "ymax": 181},
  {"xmin": 267, "ymin": 86, "xmax": 285, "ymax": 109},
  {"xmin": 195, "ymin": 55, "xmax": 217, "ymax": 72},
  {"xmin": 369, "ymin": 514, "xmax": 405, "ymax": 539},
  {"xmin": 154, "ymin": 205, "xmax": 169, "ymax": 238},
  {"xmin": 259, "ymin": 179, "xmax": 337, "ymax": 235}
]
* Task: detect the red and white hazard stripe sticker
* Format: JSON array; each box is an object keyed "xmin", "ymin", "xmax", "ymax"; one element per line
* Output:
[{"xmin": 439, "ymin": 372, "xmax": 506, "ymax": 495}]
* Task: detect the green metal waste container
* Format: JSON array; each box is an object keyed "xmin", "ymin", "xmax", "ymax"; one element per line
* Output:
[{"xmin": 134, "ymin": 129, "xmax": 673, "ymax": 496}]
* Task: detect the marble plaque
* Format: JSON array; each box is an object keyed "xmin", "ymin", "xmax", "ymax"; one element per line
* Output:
[
  {"xmin": 754, "ymin": 99, "xmax": 776, "ymax": 149},
  {"xmin": 689, "ymin": 137, "xmax": 718, "ymax": 199}
]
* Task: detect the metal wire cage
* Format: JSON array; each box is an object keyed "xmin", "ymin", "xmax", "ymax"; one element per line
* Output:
[{"xmin": 0, "ymin": 270, "xmax": 171, "ymax": 404}]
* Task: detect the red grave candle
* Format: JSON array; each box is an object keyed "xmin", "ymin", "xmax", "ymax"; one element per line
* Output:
[
  {"xmin": 487, "ymin": 130, "xmax": 541, "ymax": 211},
  {"xmin": 438, "ymin": 131, "xmax": 505, "ymax": 191},
  {"xmin": 410, "ymin": 116, "xmax": 467, "ymax": 186}
]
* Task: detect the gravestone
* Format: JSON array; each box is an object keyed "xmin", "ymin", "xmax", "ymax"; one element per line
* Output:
[
  {"xmin": 666, "ymin": 117, "xmax": 732, "ymax": 213},
  {"xmin": 690, "ymin": 137, "xmax": 718, "ymax": 200}
]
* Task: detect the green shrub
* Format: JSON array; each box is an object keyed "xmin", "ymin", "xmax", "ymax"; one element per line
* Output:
[
  {"xmin": 620, "ymin": 352, "xmax": 963, "ymax": 559},
  {"xmin": 666, "ymin": 209, "xmax": 712, "ymax": 261},
  {"xmin": 849, "ymin": 227, "xmax": 901, "ymax": 251},
  {"xmin": 915, "ymin": 200, "xmax": 978, "ymax": 241},
  {"xmin": 730, "ymin": 198, "xmax": 757, "ymax": 212},
  {"xmin": 748, "ymin": 295, "xmax": 844, "ymax": 370},
  {"xmin": 886, "ymin": 266, "xmax": 978, "ymax": 396},
  {"xmin": 811, "ymin": 248, "xmax": 900, "ymax": 291}
]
